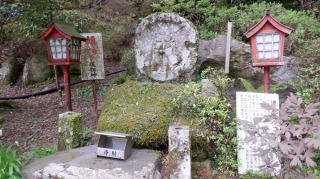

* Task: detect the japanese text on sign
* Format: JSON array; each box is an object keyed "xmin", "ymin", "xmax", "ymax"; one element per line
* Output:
[{"xmin": 80, "ymin": 33, "xmax": 105, "ymax": 80}]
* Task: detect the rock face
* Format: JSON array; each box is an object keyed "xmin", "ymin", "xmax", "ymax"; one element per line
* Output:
[
  {"xmin": 135, "ymin": 13, "xmax": 198, "ymax": 82},
  {"xmin": 22, "ymin": 145, "xmax": 161, "ymax": 179},
  {"xmin": 22, "ymin": 54, "xmax": 54, "ymax": 86},
  {"xmin": 199, "ymin": 35, "xmax": 299, "ymax": 85},
  {"xmin": 0, "ymin": 57, "xmax": 22, "ymax": 85}
]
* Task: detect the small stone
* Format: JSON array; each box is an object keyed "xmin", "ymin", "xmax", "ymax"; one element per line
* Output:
[{"xmin": 130, "ymin": 12, "xmax": 137, "ymax": 18}]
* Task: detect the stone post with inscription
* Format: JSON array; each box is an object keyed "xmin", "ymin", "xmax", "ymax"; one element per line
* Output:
[
  {"xmin": 236, "ymin": 92, "xmax": 280, "ymax": 174},
  {"xmin": 168, "ymin": 126, "xmax": 191, "ymax": 179},
  {"xmin": 58, "ymin": 112, "xmax": 82, "ymax": 151}
]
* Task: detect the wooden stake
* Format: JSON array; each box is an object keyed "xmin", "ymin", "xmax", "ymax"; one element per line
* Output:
[
  {"xmin": 92, "ymin": 80, "xmax": 99, "ymax": 128},
  {"xmin": 63, "ymin": 65, "xmax": 72, "ymax": 111},
  {"xmin": 264, "ymin": 66, "xmax": 270, "ymax": 93},
  {"xmin": 225, "ymin": 21, "xmax": 232, "ymax": 74},
  {"xmin": 54, "ymin": 65, "xmax": 62, "ymax": 96}
]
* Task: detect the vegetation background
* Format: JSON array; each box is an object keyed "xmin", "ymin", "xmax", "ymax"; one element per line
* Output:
[{"xmin": 0, "ymin": 0, "xmax": 319, "ymax": 178}]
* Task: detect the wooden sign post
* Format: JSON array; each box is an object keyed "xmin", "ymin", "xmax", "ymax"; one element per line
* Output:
[
  {"xmin": 80, "ymin": 33, "xmax": 105, "ymax": 128},
  {"xmin": 225, "ymin": 21, "xmax": 232, "ymax": 74}
]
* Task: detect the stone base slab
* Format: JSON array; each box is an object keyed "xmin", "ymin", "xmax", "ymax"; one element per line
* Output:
[{"xmin": 22, "ymin": 145, "xmax": 161, "ymax": 179}]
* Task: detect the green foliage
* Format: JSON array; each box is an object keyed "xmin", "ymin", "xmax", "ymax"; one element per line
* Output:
[
  {"xmin": 237, "ymin": 93, "xmax": 320, "ymax": 178},
  {"xmin": 201, "ymin": 67, "xmax": 234, "ymax": 97},
  {"xmin": 238, "ymin": 78, "xmax": 287, "ymax": 93},
  {"xmin": 98, "ymin": 80, "xmax": 183, "ymax": 148},
  {"xmin": 120, "ymin": 49, "xmax": 136, "ymax": 77},
  {"xmin": 0, "ymin": 0, "xmax": 61, "ymax": 37},
  {"xmin": 0, "ymin": 144, "xmax": 22, "ymax": 179},
  {"xmin": 28, "ymin": 143, "xmax": 57, "ymax": 160},
  {"xmin": 103, "ymin": 16, "xmax": 136, "ymax": 61},
  {"xmin": 289, "ymin": 39, "xmax": 320, "ymax": 104},
  {"xmin": 76, "ymin": 85, "xmax": 108, "ymax": 98},
  {"xmin": 79, "ymin": 127, "xmax": 95, "ymax": 147},
  {"xmin": 55, "ymin": 10, "xmax": 93, "ymax": 32},
  {"xmin": 152, "ymin": 1, "xmax": 320, "ymax": 52},
  {"xmin": 110, "ymin": 74, "xmax": 127, "ymax": 85},
  {"xmin": 238, "ymin": 170, "xmax": 273, "ymax": 179},
  {"xmin": 173, "ymin": 69, "xmax": 238, "ymax": 176}
]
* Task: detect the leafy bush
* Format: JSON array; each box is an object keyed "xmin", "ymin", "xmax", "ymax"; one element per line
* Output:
[
  {"xmin": 28, "ymin": 144, "xmax": 57, "ymax": 160},
  {"xmin": 55, "ymin": 10, "xmax": 94, "ymax": 32},
  {"xmin": 0, "ymin": 145, "xmax": 22, "ymax": 179},
  {"xmin": 0, "ymin": 0, "xmax": 61, "ymax": 37},
  {"xmin": 79, "ymin": 127, "xmax": 95, "ymax": 147},
  {"xmin": 201, "ymin": 67, "xmax": 234, "ymax": 97},
  {"xmin": 238, "ymin": 78, "xmax": 287, "ymax": 93},
  {"xmin": 120, "ymin": 49, "xmax": 136, "ymax": 77},
  {"xmin": 289, "ymin": 39, "xmax": 320, "ymax": 104},
  {"xmin": 237, "ymin": 93, "xmax": 320, "ymax": 178},
  {"xmin": 173, "ymin": 68, "xmax": 238, "ymax": 176},
  {"xmin": 152, "ymin": 1, "xmax": 320, "ymax": 54}
]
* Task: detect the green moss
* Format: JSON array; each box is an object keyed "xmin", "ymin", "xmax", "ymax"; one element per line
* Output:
[
  {"xmin": 98, "ymin": 80, "xmax": 184, "ymax": 148},
  {"xmin": 168, "ymin": 147, "xmax": 179, "ymax": 176},
  {"xmin": 58, "ymin": 112, "xmax": 82, "ymax": 151}
]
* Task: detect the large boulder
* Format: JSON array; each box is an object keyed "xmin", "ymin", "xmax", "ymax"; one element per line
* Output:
[
  {"xmin": 0, "ymin": 57, "xmax": 23, "ymax": 85},
  {"xmin": 199, "ymin": 35, "xmax": 299, "ymax": 86},
  {"xmin": 98, "ymin": 80, "xmax": 183, "ymax": 148},
  {"xmin": 135, "ymin": 13, "xmax": 198, "ymax": 82},
  {"xmin": 22, "ymin": 54, "xmax": 54, "ymax": 85}
]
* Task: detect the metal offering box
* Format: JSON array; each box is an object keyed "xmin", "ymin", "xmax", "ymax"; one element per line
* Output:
[{"xmin": 95, "ymin": 131, "xmax": 133, "ymax": 160}]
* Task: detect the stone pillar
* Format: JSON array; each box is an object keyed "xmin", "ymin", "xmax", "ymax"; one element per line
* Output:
[
  {"xmin": 58, "ymin": 112, "xmax": 82, "ymax": 151},
  {"xmin": 168, "ymin": 126, "xmax": 191, "ymax": 179}
]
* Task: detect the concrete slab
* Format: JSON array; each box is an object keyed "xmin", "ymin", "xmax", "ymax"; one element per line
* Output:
[{"xmin": 22, "ymin": 145, "xmax": 161, "ymax": 179}]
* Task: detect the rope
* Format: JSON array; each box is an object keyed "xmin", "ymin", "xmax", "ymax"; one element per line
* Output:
[{"xmin": 0, "ymin": 69, "xmax": 126, "ymax": 100}]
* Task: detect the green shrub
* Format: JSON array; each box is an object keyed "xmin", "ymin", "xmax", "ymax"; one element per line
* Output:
[
  {"xmin": 0, "ymin": 145, "xmax": 22, "ymax": 179},
  {"xmin": 120, "ymin": 49, "xmax": 136, "ymax": 77},
  {"xmin": 238, "ymin": 78, "xmax": 287, "ymax": 93},
  {"xmin": 29, "ymin": 144, "xmax": 57, "ymax": 160},
  {"xmin": 173, "ymin": 68, "xmax": 238, "ymax": 176},
  {"xmin": 289, "ymin": 39, "xmax": 320, "ymax": 104},
  {"xmin": 152, "ymin": 1, "xmax": 320, "ymax": 53},
  {"xmin": 55, "ymin": 10, "xmax": 94, "ymax": 32}
]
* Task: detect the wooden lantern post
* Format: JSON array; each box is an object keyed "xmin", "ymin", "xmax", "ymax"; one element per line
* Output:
[
  {"xmin": 244, "ymin": 10, "xmax": 293, "ymax": 93},
  {"xmin": 39, "ymin": 21, "xmax": 86, "ymax": 111}
]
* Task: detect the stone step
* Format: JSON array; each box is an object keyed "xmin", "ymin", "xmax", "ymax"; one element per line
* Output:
[{"xmin": 22, "ymin": 145, "xmax": 161, "ymax": 179}]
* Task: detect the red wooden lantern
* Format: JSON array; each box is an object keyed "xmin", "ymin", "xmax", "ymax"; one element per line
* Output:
[
  {"xmin": 244, "ymin": 10, "xmax": 293, "ymax": 67},
  {"xmin": 39, "ymin": 21, "xmax": 86, "ymax": 111},
  {"xmin": 244, "ymin": 10, "xmax": 293, "ymax": 93},
  {"xmin": 39, "ymin": 21, "xmax": 86, "ymax": 65}
]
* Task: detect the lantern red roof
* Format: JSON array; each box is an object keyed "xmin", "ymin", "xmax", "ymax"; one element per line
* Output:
[
  {"xmin": 244, "ymin": 10, "xmax": 293, "ymax": 39},
  {"xmin": 39, "ymin": 20, "xmax": 86, "ymax": 40}
]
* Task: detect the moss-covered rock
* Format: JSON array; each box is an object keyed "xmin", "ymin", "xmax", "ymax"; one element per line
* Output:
[
  {"xmin": 0, "ymin": 57, "xmax": 22, "ymax": 86},
  {"xmin": 58, "ymin": 112, "xmax": 83, "ymax": 151},
  {"xmin": 98, "ymin": 80, "xmax": 183, "ymax": 148}
]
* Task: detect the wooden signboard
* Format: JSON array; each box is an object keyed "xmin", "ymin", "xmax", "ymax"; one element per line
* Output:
[{"xmin": 80, "ymin": 33, "xmax": 105, "ymax": 80}]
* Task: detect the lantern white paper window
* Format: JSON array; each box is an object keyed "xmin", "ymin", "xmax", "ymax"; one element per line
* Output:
[
  {"xmin": 70, "ymin": 39, "xmax": 80, "ymax": 59},
  {"xmin": 50, "ymin": 38, "xmax": 67, "ymax": 59},
  {"xmin": 256, "ymin": 33, "xmax": 280, "ymax": 59}
]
